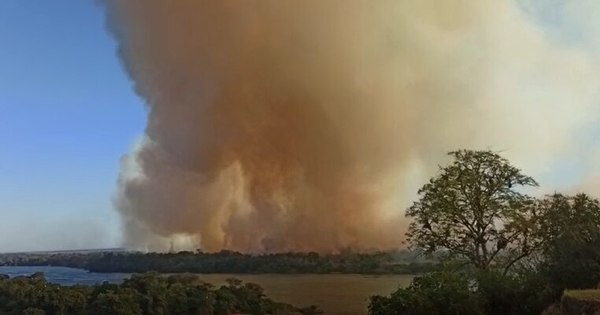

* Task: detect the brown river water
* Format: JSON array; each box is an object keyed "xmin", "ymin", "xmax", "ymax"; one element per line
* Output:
[{"xmin": 197, "ymin": 273, "xmax": 414, "ymax": 314}]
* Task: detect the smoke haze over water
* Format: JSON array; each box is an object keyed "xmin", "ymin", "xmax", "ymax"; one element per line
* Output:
[{"xmin": 103, "ymin": 1, "xmax": 600, "ymax": 252}]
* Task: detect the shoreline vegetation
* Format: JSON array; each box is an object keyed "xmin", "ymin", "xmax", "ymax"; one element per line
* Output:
[
  {"xmin": 0, "ymin": 250, "xmax": 437, "ymax": 275},
  {"xmin": 0, "ymin": 271, "xmax": 322, "ymax": 315}
]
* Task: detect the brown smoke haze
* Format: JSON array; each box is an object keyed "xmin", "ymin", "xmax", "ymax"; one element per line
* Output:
[{"xmin": 102, "ymin": 1, "xmax": 600, "ymax": 252}]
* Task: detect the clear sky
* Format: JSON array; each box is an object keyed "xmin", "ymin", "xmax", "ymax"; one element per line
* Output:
[{"xmin": 0, "ymin": 1, "xmax": 145, "ymax": 252}]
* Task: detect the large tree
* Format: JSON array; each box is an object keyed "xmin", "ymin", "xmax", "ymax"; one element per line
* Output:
[{"xmin": 406, "ymin": 150, "xmax": 539, "ymax": 272}]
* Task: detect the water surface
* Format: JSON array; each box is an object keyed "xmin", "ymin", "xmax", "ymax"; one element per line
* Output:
[{"xmin": 0, "ymin": 266, "xmax": 130, "ymax": 285}]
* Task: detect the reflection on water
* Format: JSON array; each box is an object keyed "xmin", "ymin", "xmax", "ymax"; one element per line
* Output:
[
  {"xmin": 0, "ymin": 266, "xmax": 130, "ymax": 285},
  {"xmin": 0, "ymin": 266, "xmax": 413, "ymax": 314}
]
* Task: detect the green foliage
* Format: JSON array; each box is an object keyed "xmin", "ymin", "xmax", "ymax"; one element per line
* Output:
[
  {"xmin": 475, "ymin": 270, "xmax": 554, "ymax": 315},
  {"xmin": 369, "ymin": 268, "xmax": 558, "ymax": 315},
  {"xmin": 406, "ymin": 150, "xmax": 539, "ymax": 272},
  {"xmin": 369, "ymin": 269, "xmax": 482, "ymax": 315},
  {"xmin": 0, "ymin": 272, "xmax": 308, "ymax": 315},
  {"xmin": 535, "ymin": 193, "xmax": 600, "ymax": 290},
  {"xmin": 378, "ymin": 150, "xmax": 600, "ymax": 315},
  {"xmin": 23, "ymin": 308, "xmax": 46, "ymax": 315},
  {"xmin": 89, "ymin": 289, "xmax": 141, "ymax": 315}
]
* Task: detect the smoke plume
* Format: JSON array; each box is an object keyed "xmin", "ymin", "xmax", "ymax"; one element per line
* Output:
[{"xmin": 103, "ymin": 1, "xmax": 600, "ymax": 252}]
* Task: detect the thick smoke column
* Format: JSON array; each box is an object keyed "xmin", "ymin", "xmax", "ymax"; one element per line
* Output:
[{"xmin": 104, "ymin": 1, "xmax": 600, "ymax": 252}]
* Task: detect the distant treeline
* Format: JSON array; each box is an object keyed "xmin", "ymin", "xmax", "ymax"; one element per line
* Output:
[
  {"xmin": 0, "ymin": 271, "xmax": 319, "ymax": 315},
  {"xmin": 0, "ymin": 250, "xmax": 437, "ymax": 275}
]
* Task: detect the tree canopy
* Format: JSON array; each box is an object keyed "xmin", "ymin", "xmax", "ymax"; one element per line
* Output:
[
  {"xmin": 535, "ymin": 193, "xmax": 600, "ymax": 290},
  {"xmin": 406, "ymin": 150, "xmax": 539, "ymax": 272}
]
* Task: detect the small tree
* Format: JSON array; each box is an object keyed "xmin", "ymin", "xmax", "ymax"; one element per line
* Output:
[
  {"xmin": 536, "ymin": 193, "xmax": 600, "ymax": 290},
  {"xmin": 406, "ymin": 150, "xmax": 539, "ymax": 272}
]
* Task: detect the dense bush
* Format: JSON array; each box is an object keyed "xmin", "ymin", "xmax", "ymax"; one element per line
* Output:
[
  {"xmin": 369, "ymin": 268, "xmax": 560, "ymax": 315},
  {"xmin": 475, "ymin": 270, "xmax": 557, "ymax": 315},
  {"xmin": 535, "ymin": 194, "xmax": 600, "ymax": 292},
  {"xmin": 369, "ymin": 269, "xmax": 482, "ymax": 315}
]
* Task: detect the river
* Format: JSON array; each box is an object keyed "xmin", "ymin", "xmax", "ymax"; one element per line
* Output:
[{"xmin": 0, "ymin": 266, "xmax": 413, "ymax": 314}]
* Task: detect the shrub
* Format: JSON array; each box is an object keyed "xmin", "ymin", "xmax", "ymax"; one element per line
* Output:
[{"xmin": 368, "ymin": 269, "xmax": 482, "ymax": 315}]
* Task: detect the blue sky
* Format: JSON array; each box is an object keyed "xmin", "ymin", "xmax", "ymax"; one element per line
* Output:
[{"xmin": 0, "ymin": 1, "xmax": 145, "ymax": 252}]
